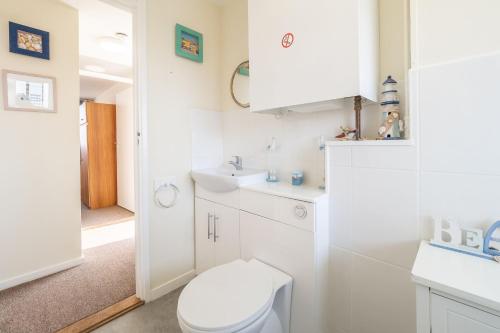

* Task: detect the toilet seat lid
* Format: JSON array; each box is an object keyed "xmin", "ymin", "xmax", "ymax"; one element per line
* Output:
[{"xmin": 178, "ymin": 260, "xmax": 274, "ymax": 332}]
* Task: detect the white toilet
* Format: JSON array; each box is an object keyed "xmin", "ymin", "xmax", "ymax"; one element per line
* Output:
[{"xmin": 177, "ymin": 259, "xmax": 293, "ymax": 333}]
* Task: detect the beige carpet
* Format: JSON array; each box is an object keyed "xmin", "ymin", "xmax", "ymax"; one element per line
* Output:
[
  {"xmin": 81, "ymin": 205, "xmax": 134, "ymax": 229},
  {"xmin": 0, "ymin": 239, "xmax": 135, "ymax": 333}
]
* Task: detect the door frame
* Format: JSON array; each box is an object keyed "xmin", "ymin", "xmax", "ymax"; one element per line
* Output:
[{"xmin": 69, "ymin": 0, "xmax": 151, "ymax": 301}]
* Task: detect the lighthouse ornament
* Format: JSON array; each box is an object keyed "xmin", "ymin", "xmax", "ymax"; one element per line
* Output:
[{"xmin": 378, "ymin": 76, "xmax": 405, "ymax": 140}]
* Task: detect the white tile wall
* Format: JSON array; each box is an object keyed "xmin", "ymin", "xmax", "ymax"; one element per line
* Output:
[
  {"xmin": 330, "ymin": 146, "xmax": 352, "ymax": 167},
  {"xmin": 328, "ymin": 145, "xmax": 419, "ymax": 333},
  {"xmin": 419, "ymin": 53, "xmax": 500, "ymax": 176},
  {"xmin": 350, "ymin": 254, "xmax": 416, "ymax": 333},
  {"xmin": 329, "ymin": 246, "xmax": 352, "ymax": 333},
  {"xmin": 352, "ymin": 168, "xmax": 419, "ymax": 269},
  {"xmin": 327, "ymin": 53, "xmax": 500, "ymax": 333},
  {"xmin": 222, "ymin": 107, "xmax": 353, "ymax": 187},
  {"xmin": 330, "ymin": 166, "xmax": 353, "ymax": 249},
  {"xmin": 352, "ymin": 146, "xmax": 418, "ymax": 171},
  {"xmin": 418, "ymin": 53, "xmax": 500, "ymax": 240},
  {"xmin": 420, "ymin": 171, "xmax": 500, "ymax": 239}
]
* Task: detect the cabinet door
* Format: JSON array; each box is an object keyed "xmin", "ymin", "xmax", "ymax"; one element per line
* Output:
[
  {"xmin": 195, "ymin": 198, "xmax": 215, "ymax": 274},
  {"xmin": 431, "ymin": 293, "xmax": 500, "ymax": 333},
  {"xmin": 214, "ymin": 204, "xmax": 240, "ymax": 266},
  {"xmin": 240, "ymin": 211, "xmax": 316, "ymax": 333},
  {"xmin": 248, "ymin": 0, "xmax": 365, "ymax": 112}
]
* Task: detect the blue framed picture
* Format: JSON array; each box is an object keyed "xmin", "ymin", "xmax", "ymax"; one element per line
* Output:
[{"xmin": 9, "ymin": 22, "xmax": 50, "ymax": 60}]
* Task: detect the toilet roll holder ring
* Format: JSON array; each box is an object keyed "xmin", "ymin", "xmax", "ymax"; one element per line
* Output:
[{"xmin": 154, "ymin": 182, "xmax": 180, "ymax": 209}]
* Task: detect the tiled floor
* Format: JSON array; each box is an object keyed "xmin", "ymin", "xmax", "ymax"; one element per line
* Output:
[{"xmin": 94, "ymin": 287, "xmax": 183, "ymax": 333}]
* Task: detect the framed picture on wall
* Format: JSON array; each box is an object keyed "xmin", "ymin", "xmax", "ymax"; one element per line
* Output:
[
  {"xmin": 2, "ymin": 70, "xmax": 56, "ymax": 113},
  {"xmin": 175, "ymin": 24, "xmax": 203, "ymax": 63},
  {"xmin": 9, "ymin": 22, "xmax": 50, "ymax": 60}
]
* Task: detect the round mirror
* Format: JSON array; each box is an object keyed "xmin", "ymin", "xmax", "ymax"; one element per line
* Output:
[{"xmin": 230, "ymin": 60, "xmax": 250, "ymax": 108}]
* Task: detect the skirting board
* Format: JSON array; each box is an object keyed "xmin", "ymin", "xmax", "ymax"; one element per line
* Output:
[
  {"xmin": 150, "ymin": 269, "xmax": 195, "ymax": 301},
  {"xmin": 0, "ymin": 256, "xmax": 84, "ymax": 291}
]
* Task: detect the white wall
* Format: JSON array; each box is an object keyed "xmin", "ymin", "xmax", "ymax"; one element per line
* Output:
[
  {"xmin": 418, "ymin": 54, "xmax": 500, "ymax": 239},
  {"xmin": 146, "ymin": 0, "xmax": 222, "ymax": 296},
  {"xmin": 116, "ymin": 87, "xmax": 135, "ymax": 212},
  {"xmin": 95, "ymin": 82, "xmax": 131, "ymax": 104},
  {"xmin": 415, "ymin": 0, "xmax": 500, "ymax": 67},
  {"xmin": 0, "ymin": 0, "xmax": 81, "ymax": 287},
  {"xmin": 191, "ymin": 109, "xmax": 224, "ymax": 170},
  {"xmin": 328, "ymin": 2, "xmax": 500, "ymax": 333},
  {"xmin": 415, "ymin": 1, "xmax": 500, "ymax": 241}
]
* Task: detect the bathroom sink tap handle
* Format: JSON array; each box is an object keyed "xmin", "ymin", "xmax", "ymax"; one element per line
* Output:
[{"xmin": 228, "ymin": 156, "xmax": 243, "ymax": 170}]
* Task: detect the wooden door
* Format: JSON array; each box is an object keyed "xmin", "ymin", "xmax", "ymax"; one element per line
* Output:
[
  {"xmin": 86, "ymin": 102, "xmax": 117, "ymax": 209},
  {"xmin": 195, "ymin": 198, "xmax": 216, "ymax": 274},
  {"xmin": 80, "ymin": 122, "xmax": 90, "ymax": 207}
]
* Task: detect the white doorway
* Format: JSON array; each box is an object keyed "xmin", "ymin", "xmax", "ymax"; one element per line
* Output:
[
  {"xmin": 72, "ymin": 0, "xmax": 149, "ymax": 303},
  {"xmin": 78, "ymin": 0, "xmax": 136, "ymax": 244}
]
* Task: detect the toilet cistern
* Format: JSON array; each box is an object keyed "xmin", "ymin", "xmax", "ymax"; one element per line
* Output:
[{"xmin": 228, "ymin": 156, "xmax": 243, "ymax": 170}]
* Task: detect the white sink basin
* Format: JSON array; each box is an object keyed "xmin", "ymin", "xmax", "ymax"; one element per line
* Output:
[{"xmin": 191, "ymin": 166, "xmax": 267, "ymax": 193}]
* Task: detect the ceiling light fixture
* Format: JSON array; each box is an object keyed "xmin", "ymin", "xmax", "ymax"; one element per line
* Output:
[{"xmin": 98, "ymin": 32, "xmax": 129, "ymax": 53}]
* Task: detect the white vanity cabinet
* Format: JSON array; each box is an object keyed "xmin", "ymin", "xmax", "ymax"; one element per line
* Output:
[
  {"xmin": 248, "ymin": 0, "xmax": 379, "ymax": 113},
  {"xmin": 194, "ymin": 197, "xmax": 240, "ymax": 274},
  {"xmin": 194, "ymin": 182, "xmax": 329, "ymax": 333},
  {"xmin": 412, "ymin": 242, "xmax": 500, "ymax": 333},
  {"xmin": 239, "ymin": 184, "xmax": 330, "ymax": 333},
  {"xmin": 431, "ymin": 293, "xmax": 500, "ymax": 333}
]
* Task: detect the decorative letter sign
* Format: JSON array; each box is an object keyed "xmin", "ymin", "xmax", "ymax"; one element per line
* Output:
[
  {"xmin": 463, "ymin": 228, "xmax": 484, "ymax": 251},
  {"xmin": 431, "ymin": 217, "xmax": 500, "ymax": 262},
  {"xmin": 433, "ymin": 218, "xmax": 461, "ymax": 246}
]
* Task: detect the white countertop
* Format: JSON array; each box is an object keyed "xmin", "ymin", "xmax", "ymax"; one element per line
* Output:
[
  {"xmin": 412, "ymin": 241, "xmax": 500, "ymax": 311},
  {"xmin": 325, "ymin": 139, "xmax": 414, "ymax": 146},
  {"xmin": 240, "ymin": 182, "xmax": 327, "ymax": 203}
]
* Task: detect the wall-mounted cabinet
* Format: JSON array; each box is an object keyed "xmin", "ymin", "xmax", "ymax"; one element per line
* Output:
[{"xmin": 249, "ymin": 0, "xmax": 379, "ymax": 113}]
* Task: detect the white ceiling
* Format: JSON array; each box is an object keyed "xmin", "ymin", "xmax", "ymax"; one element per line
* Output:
[
  {"xmin": 76, "ymin": 0, "xmax": 133, "ymax": 98},
  {"xmin": 80, "ymin": 55, "xmax": 133, "ymax": 78},
  {"xmin": 78, "ymin": 0, "xmax": 133, "ymax": 68},
  {"xmin": 80, "ymin": 76, "xmax": 117, "ymax": 100}
]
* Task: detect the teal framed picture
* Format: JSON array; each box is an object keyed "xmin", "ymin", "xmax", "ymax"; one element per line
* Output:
[{"xmin": 175, "ymin": 24, "xmax": 203, "ymax": 63}]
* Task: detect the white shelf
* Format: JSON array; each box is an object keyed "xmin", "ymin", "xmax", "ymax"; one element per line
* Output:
[{"xmin": 325, "ymin": 139, "xmax": 414, "ymax": 147}]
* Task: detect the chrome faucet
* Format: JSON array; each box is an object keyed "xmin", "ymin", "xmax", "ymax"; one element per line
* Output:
[{"xmin": 228, "ymin": 156, "xmax": 243, "ymax": 170}]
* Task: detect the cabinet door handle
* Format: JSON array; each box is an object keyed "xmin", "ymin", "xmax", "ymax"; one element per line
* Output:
[
  {"xmin": 208, "ymin": 213, "xmax": 214, "ymax": 239},
  {"xmin": 214, "ymin": 215, "xmax": 220, "ymax": 243}
]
